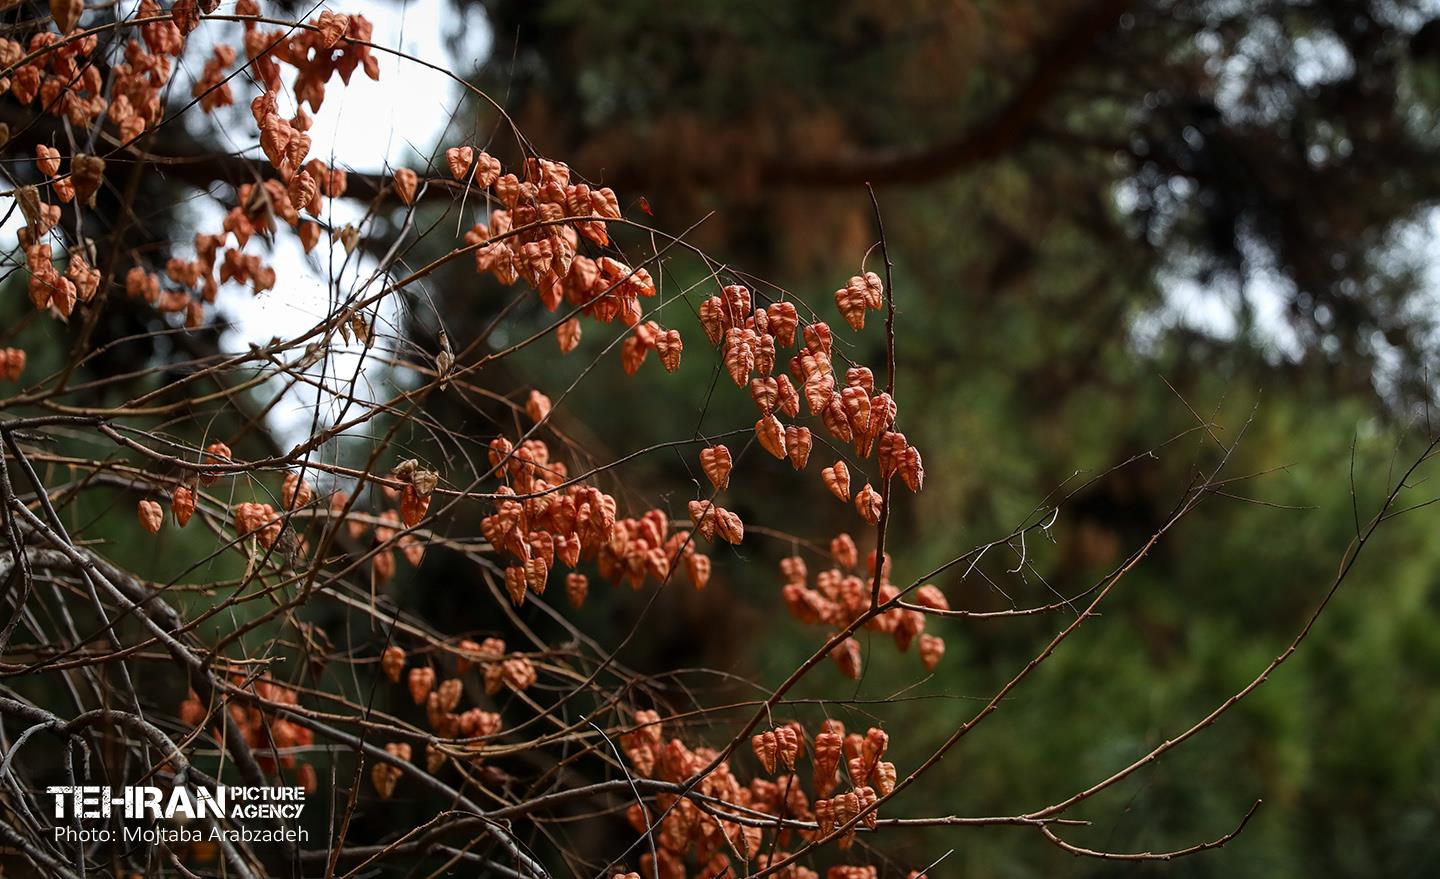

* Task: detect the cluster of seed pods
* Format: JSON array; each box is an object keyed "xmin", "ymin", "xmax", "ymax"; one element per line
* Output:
[
  {"xmin": 613, "ymin": 711, "xmax": 911, "ymax": 878},
  {"xmin": 484, "ymin": 436, "xmax": 711, "ymax": 606},
  {"xmin": 0, "ymin": 348, "xmax": 25, "ymax": 381},
  {"xmin": 367, "ymin": 639, "xmax": 539, "ymax": 798},
  {"xmin": 177, "ymin": 676, "xmax": 317, "ymax": 792},
  {"xmin": 778, "ymin": 543, "xmax": 946, "ymax": 678},
  {"xmin": 7, "ymin": 2, "xmax": 379, "ymax": 330},
  {"xmin": 690, "ymin": 280, "xmax": 923, "ymax": 544}
]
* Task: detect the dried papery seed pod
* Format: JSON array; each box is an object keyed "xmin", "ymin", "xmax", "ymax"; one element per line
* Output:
[
  {"xmin": 845, "ymin": 366, "xmax": 875, "ymax": 393},
  {"xmin": 862, "ymin": 727, "xmax": 889, "ymax": 769},
  {"xmin": 855, "ymin": 483, "xmax": 883, "ymax": 524},
  {"xmin": 371, "ymin": 760, "xmax": 401, "ymax": 800},
  {"xmin": 721, "ymin": 284, "xmax": 752, "ymax": 324},
  {"xmin": 524, "ymin": 556, "xmax": 549, "ymax": 595},
  {"xmin": 620, "ymin": 335, "xmax": 647, "ymax": 375},
  {"xmin": 803, "ymin": 322, "xmax": 833, "ymax": 356},
  {"xmin": 556, "ymin": 532, "xmax": 581, "ymax": 568},
  {"xmin": 786, "ymin": 426, "xmax": 812, "ymax": 470},
  {"xmin": 699, "ymin": 445, "xmax": 732, "ymax": 491},
  {"xmin": 380, "ymin": 645, "xmax": 406, "ymax": 682},
  {"xmin": 877, "ymin": 431, "xmax": 907, "ymax": 479},
  {"xmin": 821, "ymin": 393, "xmax": 854, "ymax": 443},
  {"xmin": 314, "ymin": 9, "xmax": 349, "ymax": 47},
  {"xmin": 914, "ymin": 584, "xmax": 949, "ymax": 611},
  {"xmin": 399, "ymin": 484, "xmax": 429, "ymax": 527},
  {"xmin": 407, "ymin": 667, "xmax": 434, "ymax": 704},
  {"xmin": 869, "ymin": 391, "xmax": 898, "ymax": 436},
  {"xmin": 750, "ymin": 376, "xmax": 778, "ymax": 415},
  {"xmin": 918, "ymin": 634, "xmax": 945, "ymax": 672},
  {"xmin": 233, "ymin": 502, "xmax": 278, "ymax": 544},
  {"xmin": 436, "ymin": 678, "xmax": 463, "ymax": 712},
  {"xmin": 875, "ymin": 760, "xmax": 898, "ymax": 796},
  {"xmin": 50, "ymin": 0, "xmax": 83, "ymax": 34},
  {"xmin": 723, "ymin": 328, "xmax": 755, "ymax": 387},
  {"xmin": 699, "ymin": 297, "xmax": 725, "ymax": 345},
  {"xmin": 35, "ymin": 145, "xmax": 61, "ymax": 177},
  {"xmin": 655, "ymin": 329, "xmax": 682, "ymax": 372},
  {"xmin": 775, "ymin": 724, "xmax": 800, "ymax": 770},
  {"xmin": 813, "ymin": 728, "xmax": 843, "ymax": 797},
  {"xmin": 894, "ymin": 608, "xmax": 924, "ymax": 652},
  {"xmin": 445, "ymin": 146, "xmax": 474, "ymax": 180},
  {"xmin": 201, "ymin": 441, "xmax": 232, "ymax": 485},
  {"xmin": 299, "ymin": 221, "xmax": 321, "ymax": 253},
  {"xmin": 775, "ymin": 374, "xmax": 801, "ymax": 417},
  {"xmin": 525, "ymin": 389, "xmax": 552, "ymax": 422},
  {"xmin": 504, "ymin": 566, "xmax": 527, "ymax": 605},
  {"xmin": 393, "ymin": 167, "xmax": 418, "ymax": 205},
  {"xmin": 287, "ymin": 170, "xmax": 317, "ymax": 215},
  {"xmin": 831, "ymin": 533, "xmax": 859, "ymax": 570},
  {"xmin": 715, "ymin": 507, "xmax": 744, "ymax": 544},
  {"xmin": 425, "ymin": 743, "xmax": 446, "ymax": 774},
  {"xmin": 831, "ymin": 638, "xmax": 862, "ymax": 680},
  {"xmin": 282, "ymin": 472, "xmax": 313, "ymax": 510},
  {"xmin": 855, "ymin": 784, "xmax": 879, "ymax": 831},
  {"xmin": 752, "ymin": 730, "xmax": 779, "ymax": 774},
  {"xmin": 0, "ymin": 348, "xmax": 24, "ymax": 382},
  {"xmin": 556, "ymin": 317, "xmax": 582, "ymax": 354},
  {"xmin": 685, "ymin": 553, "xmax": 711, "ymax": 589},
  {"xmin": 171, "ymin": 486, "xmax": 195, "ymax": 527},
  {"xmin": 487, "ymin": 437, "xmax": 514, "ymax": 470},
  {"xmin": 859, "ymin": 271, "xmax": 884, "ymax": 309},
  {"xmin": 899, "ymin": 445, "xmax": 925, "ymax": 492},
  {"xmin": 453, "ymin": 639, "xmax": 481, "ymax": 674},
  {"xmin": 815, "ymin": 797, "xmax": 837, "ymax": 837},
  {"xmin": 835, "ymin": 283, "xmax": 867, "ymax": 330},
  {"xmin": 137, "ymin": 499, "xmax": 163, "ymax": 534},
  {"xmin": 822, "ymin": 461, "xmax": 851, "ymax": 502},
  {"xmin": 766, "ymin": 302, "xmax": 798, "ymax": 347},
  {"xmin": 840, "ymin": 386, "xmax": 872, "ymax": 439},
  {"xmin": 756, "ymin": 414, "xmax": 787, "ymax": 459},
  {"xmin": 688, "ymin": 499, "xmax": 717, "ymax": 540},
  {"xmin": 459, "ymin": 707, "xmax": 502, "ymax": 738},
  {"xmin": 565, "ymin": 572, "xmax": 588, "ymax": 608},
  {"xmin": 748, "ymin": 305, "xmax": 770, "ymax": 336},
  {"xmin": 754, "ymin": 333, "xmax": 777, "ymax": 376},
  {"xmin": 780, "ymin": 555, "xmax": 807, "ymax": 584}
]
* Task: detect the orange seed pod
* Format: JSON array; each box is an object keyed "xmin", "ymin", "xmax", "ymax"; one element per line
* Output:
[
  {"xmin": 755, "ymin": 414, "xmax": 787, "ymax": 459},
  {"xmin": 381, "ymin": 646, "xmax": 406, "ymax": 682},
  {"xmin": 393, "ymin": 167, "xmax": 418, "ymax": 205},
  {"xmin": 171, "ymin": 486, "xmax": 195, "ymax": 527},
  {"xmin": 407, "ymin": 667, "xmax": 434, "ymax": 704},
  {"xmin": 822, "ymin": 461, "xmax": 851, "ymax": 502},
  {"xmin": 855, "ymin": 483, "xmax": 883, "ymax": 524},
  {"xmin": 137, "ymin": 499, "xmax": 163, "ymax": 534},
  {"xmin": 699, "ymin": 445, "xmax": 732, "ymax": 491}
]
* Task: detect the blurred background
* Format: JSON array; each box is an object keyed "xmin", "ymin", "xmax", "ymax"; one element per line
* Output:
[{"xmin": 8, "ymin": 0, "xmax": 1440, "ymax": 876}]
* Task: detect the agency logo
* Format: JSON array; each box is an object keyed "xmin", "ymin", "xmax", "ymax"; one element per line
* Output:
[{"xmin": 45, "ymin": 785, "xmax": 309, "ymax": 844}]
